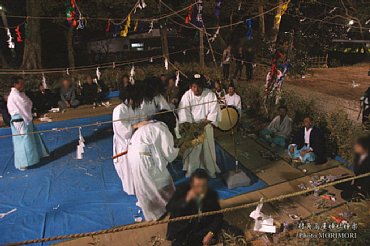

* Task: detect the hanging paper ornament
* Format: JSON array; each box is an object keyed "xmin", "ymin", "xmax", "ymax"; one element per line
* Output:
[
  {"xmin": 185, "ymin": 5, "xmax": 193, "ymax": 24},
  {"xmin": 42, "ymin": 73, "xmax": 48, "ymax": 89},
  {"xmin": 78, "ymin": 80, "xmax": 82, "ymax": 89},
  {"xmin": 15, "ymin": 26, "xmax": 22, "ymax": 43},
  {"xmin": 76, "ymin": 127, "xmax": 85, "ymax": 160},
  {"xmin": 209, "ymin": 26, "xmax": 220, "ymax": 42},
  {"xmin": 206, "ymin": 49, "xmax": 210, "ymax": 55},
  {"xmin": 120, "ymin": 14, "xmax": 131, "ymax": 37},
  {"xmin": 175, "ymin": 71, "xmax": 180, "ymax": 87},
  {"xmin": 112, "ymin": 62, "xmax": 116, "ymax": 69},
  {"xmin": 130, "ymin": 65, "xmax": 135, "ymax": 84},
  {"xmin": 6, "ymin": 28, "xmax": 15, "ymax": 49},
  {"xmin": 66, "ymin": 68, "xmax": 70, "ymax": 75},
  {"xmin": 134, "ymin": 0, "xmax": 147, "ymax": 13},
  {"xmin": 215, "ymin": 0, "xmax": 222, "ymax": 18},
  {"xmin": 96, "ymin": 67, "xmax": 101, "ymax": 80},
  {"xmin": 164, "ymin": 58, "xmax": 169, "ymax": 70},
  {"xmin": 195, "ymin": 0, "xmax": 204, "ymax": 26},
  {"xmin": 183, "ymin": 50, "xmax": 187, "ymax": 55},
  {"xmin": 148, "ymin": 20, "xmax": 154, "ymax": 33},
  {"xmin": 238, "ymin": 1, "xmax": 242, "ymax": 11},
  {"xmin": 275, "ymin": 1, "xmax": 289, "ymax": 25},
  {"xmin": 246, "ymin": 18, "xmax": 253, "ymax": 40},
  {"xmin": 94, "ymin": 78, "xmax": 102, "ymax": 93},
  {"xmin": 66, "ymin": 0, "xmax": 77, "ymax": 27},
  {"xmin": 105, "ymin": 20, "xmax": 111, "ymax": 32},
  {"xmin": 133, "ymin": 20, "xmax": 139, "ymax": 32},
  {"xmin": 76, "ymin": 11, "xmax": 86, "ymax": 30},
  {"xmin": 149, "ymin": 57, "xmax": 153, "ymax": 63}
]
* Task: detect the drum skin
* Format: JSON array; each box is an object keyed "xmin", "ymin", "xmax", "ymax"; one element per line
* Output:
[{"xmin": 218, "ymin": 106, "xmax": 240, "ymax": 131}]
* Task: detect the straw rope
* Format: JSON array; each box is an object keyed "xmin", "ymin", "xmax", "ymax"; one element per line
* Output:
[{"xmin": 7, "ymin": 171, "xmax": 370, "ymax": 245}]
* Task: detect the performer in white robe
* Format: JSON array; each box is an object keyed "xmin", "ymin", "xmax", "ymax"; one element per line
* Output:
[
  {"xmin": 128, "ymin": 111, "xmax": 179, "ymax": 220},
  {"xmin": 224, "ymin": 83, "xmax": 242, "ymax": 115},
  {"xmin": 112, "ymin": 84, "xmax": 147, "ymax": 195},
  {"xmin": 178, "ymin": 74, "xmax": 221, "ymax": 178},
  {"xmin": 7, "ymin": 77, "xmax": 49, "ymax": 170}
]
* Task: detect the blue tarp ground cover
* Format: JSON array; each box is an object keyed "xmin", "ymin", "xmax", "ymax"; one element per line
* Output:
[{"xmin": 0, "ymin": 114, "xmax": 266, "ymax": 245}]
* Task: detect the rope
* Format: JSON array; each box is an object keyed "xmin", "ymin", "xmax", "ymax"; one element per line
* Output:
[
  {"xmin": 8, "ymin": 171, "xmax": 370, "ymax": 246},
  {"xmin": 0, "ymin": 99, "xmax": 218, "ymax": 139}
]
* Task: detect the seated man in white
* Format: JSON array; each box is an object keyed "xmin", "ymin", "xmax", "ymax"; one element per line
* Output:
[
  {"xmin": 260, "ymin": 105, "xmax": 292, "ymax": 147},
  {"xmin": 177, "ymin": 74, "xmax": 221, "ymax": 178},
  {"xmin": 224, "ymin": 83, "xmax": 242, "ymax": 115}
]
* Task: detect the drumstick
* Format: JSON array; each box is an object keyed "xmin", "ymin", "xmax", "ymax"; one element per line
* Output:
[{"xmin": 112, "ymin": 150, "xmax": 128, "ymax": 159}]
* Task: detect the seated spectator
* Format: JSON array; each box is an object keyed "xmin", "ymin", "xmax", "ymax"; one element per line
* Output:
[
  {"xmin": 0, "ymin": 95, "xmax": 10, "ymax": 126},
  {"xmin": 160, "ymin": 74, "xmax": 167, "ymax": 89},
  {"xmin": 260, "ymin": 105, "xmax": 292, "ymax": 147},
  {"xmin": 166, "ymin": 169, "xmax": 223, "ymax": 246},
  {"xmin": 119, "ymin": 75, "xmax": 130, "ymax": 90},
  {"xmin": 335, "ymin": 136, "xmax": 370, "ymax": 201},
  {"xmin": 224, "ymin": 83, "xmax": 242, "ymax": 115},
  {"xmin": 212, "ymin": 80, "xmax": 225, "ymax": 101},
  {"xmin": 81, "ymin": 75, "xmax": 103, "ymax": 106},
  {"xmin": 288, "ymin": 116, "xmax": 326, "ymax": 164},
  {"xmin": 164, "ymin": 76, "xmax": 179, "ymax": 108},
  {"xmin": 33, "ymin": 83, "xmax": 58, "ymax": 115},
  {"xmin": 58, "ymin": 79, "xmax": 80, "ymax": 110}
]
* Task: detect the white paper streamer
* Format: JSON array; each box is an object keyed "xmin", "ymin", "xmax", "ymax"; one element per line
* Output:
[
  {"xmin": 164, "ymin": 58, "xmax": 169, "ymax": 70},
  {"xmin": 6, "ymin": 28, "xmax": 15, "ymax": 49},
  {"xmin": 149, "ymin": 57, "xmax": 153, "ymax": 63},
  {"xmin": 148, "ymin": 20, "xmax": 154, "ymax": 33},
  {"xmin": 96, "ymin": 67, "xmax": 101, "ymax": 80},
  {"xmin": 42, "ymin": 73, "xmax": 48, "ymax": 89},
  {"xmin": 183, "ymin": 50, "xmax": 187, "ymax": 55},
  {"xmin": 112, "ymin": 62, "xmax": 116, "ymax": 69},
  {"xmin": 76, "ymin": 127, "xmax": 85, "ymax": 160},
  {"xmin": 175, "ymin": 70, "xmax": 180, "ymax": 87},
  {"xmin": 66, "ymin": 68, "xmax": 70, "ymax": 75},
  {"xmin": 130, "ymin": 65, "xmax": 135, "ymax": 84},
  {"xmin": 209, "ymin": 26, "xmax": 220, "ymax": 42}
]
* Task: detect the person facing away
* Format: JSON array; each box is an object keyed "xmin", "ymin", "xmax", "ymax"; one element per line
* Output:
[
  {"xmin": 233, "ymin": 47, "xmax": 245, "ymax": 79},
  {"xmin": 224, "ymin": 83, "xmax": 242, "ymax": 115},
  {"xmin": 288, "ymin": 116, "xmax": 327, "ymax": 164},
  {"xmin": 222, "ymin": 45, "xmax": 232, "ymax": 80},
  {"xmin": 334, "ymin": 136, "xmax": 370, "ymax": 201},
  {"xmin": 127, "ymin": 111, "xmax": 179, "ymax": 221},
  {"xmin": 58, "ymin": 79, "xmax": 80, "ymax": 110},
  {"xmin": 260, "ymin": 105, "xmax": 292, "ymax": 147},
  {"xmin": 112, "ymin": 84, "xmax": 147, "ymax": 195},
  {"xmin": 177, "ymin": 74, "xmax": 221, "ymax": 178},
  {"xmin": 33, "ymin": 82, "xmax": 57, "ymax": 115},
  {"xmin": 7, "ymin": 77, "xmax": 49, "ymax": 170},
  {"xmin": 166, "ymin": 169, "xmax": 223, "ymax": 246}
]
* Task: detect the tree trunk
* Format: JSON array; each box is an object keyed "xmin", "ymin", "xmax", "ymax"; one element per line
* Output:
[
  {"xmin": 258, "ymin": 0, "xmax": 265, "ymax": 37},
  {"xmin": 199, "ymin": 30, "xmax": 204, "ymax": 68},
  {"xmin": 21, "ymin": 0, "xmax": 42, "ymax": 69},
  {"xmin": 271, "ymin": 0, "xmax": 283, "ymax": 47},
  {"xmin": 160, "ymin": 22, "xmax": 170, "ymax": 62},
  {"xmin": 67, "ymin": 26, "xmax": 75, "ymax": 68}
]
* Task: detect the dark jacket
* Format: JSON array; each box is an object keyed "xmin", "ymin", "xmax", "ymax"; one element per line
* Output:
[
  {"xmin": 292, "ymin": 126, "xmax": 327, "ymax": 164},
  {"xmin": 166, "ymin": 183, "xmax": 223, "ymax": 244},
  {"xmin": 353, "ymin": 155, "xmax": 370, "ymax": 193}
]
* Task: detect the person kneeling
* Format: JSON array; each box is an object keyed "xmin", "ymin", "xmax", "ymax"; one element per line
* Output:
[
  {"xmin": 166, "ymin": 169, "xmax": 223, "ymax": 246},
  {"xmin": 127, "ymin": 111, "xmax": 179, "ymax": 221},
  {"xmin": 288, "ymin": 116, "xmax": 326, "ymax": 164},
  {"xmin": 260, "ymin": 105, "xmax": 292, "ymax": 147}
]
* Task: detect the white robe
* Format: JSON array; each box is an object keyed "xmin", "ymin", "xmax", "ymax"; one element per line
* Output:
[
  {"xmin": 112, "ymin": 103, "xmax": 141, "ymax": 195},
  {"xmin": 225, "ymin": 93, "xmax": 242, "ymax": 115},
  {"xmin": 128, "ymin": 122, "xmax": 179, "ymax": 221},
  {"xmin": 267, "ymin": 115, "xmax": 292, "ymax": 138},
  {"xmin": 177, "ymin": 88, "xmax": 221, "ymax": 177},
  {"xmin": 140, "ymin": 95, "xmax": 171, "ymax": 120},
  {"xmin": 7, "ymin": 87, "xmax": 33, "ymax": 125}
]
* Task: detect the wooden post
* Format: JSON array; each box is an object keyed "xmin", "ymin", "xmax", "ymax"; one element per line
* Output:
[
  {"xmin": 158, "ymin": 1, "xmax": 170, "ymax": 63},
  {"xmin": 199, "ymin": 30, "xmax": 205, "ymax": 68},
  {"xmin": 258, "ymin": 0, "xmax": 265, "ymax": 36}
]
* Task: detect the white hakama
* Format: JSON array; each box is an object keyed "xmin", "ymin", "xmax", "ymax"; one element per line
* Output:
[
  {"xmin": 112, "ymin": 103, "xmax": 141, "ymax": 195},
  {"xmin": 177, "ymin": 88, "xmax": 221, "ymax": 178},
  {"xmin": 127, "ymin": 122, "xmax": 179, "ymax": 220}
]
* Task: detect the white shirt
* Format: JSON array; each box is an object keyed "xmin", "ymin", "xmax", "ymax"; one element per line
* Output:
[
  {"xmin": 7, "ymin": 87, "xmax": 33, "ymax": 124},
  {"xmin": 304, "ymin": 127, "xmax": 312, "ymax": 146},
  {"xmin": 225, "ymin": 93, "xmax": 242, "ymax": 115}
]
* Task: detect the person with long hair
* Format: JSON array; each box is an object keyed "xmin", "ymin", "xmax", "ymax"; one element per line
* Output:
[
  {"xmin": 7, "ymin": 77, "xmax": 49, "ymax": 170},
  {"xmin": 112, "ymin": 84, "xmax": 148, "ymax": 195}
]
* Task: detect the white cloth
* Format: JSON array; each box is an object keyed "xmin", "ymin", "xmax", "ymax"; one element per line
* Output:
[
  {"xmin": 225, "ymin": 93, "xmax": 242, "ymax": 115},
  {"xmin": 304, "ymin": 127, "xmax": 312, "ymax": 146},
  {"xmin": 178, "ymin": 89, "xmax": 221, "ymax": 177},
  {"xmin": 7, "ymin": 88, "xmax": 33, "ymax": 124},
  {"xmin": 140, "ymin": 95, "xmax": 171, "ymax": 120},
  {"xmin": 112, "ymin": 103, "xmax": 141, "ymax": 195},
  {"xmin": 267, "ymin": 115, "xmax": 292, "ymax": 138},
  {"xmin": 128, "ymin": 122, "xmax": 179, "ymax": 221}
]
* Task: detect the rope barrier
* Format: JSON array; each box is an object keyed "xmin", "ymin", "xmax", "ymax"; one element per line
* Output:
[{"xmin": 7, "ymin": 171, "xmax": 370, "ymax": 246}]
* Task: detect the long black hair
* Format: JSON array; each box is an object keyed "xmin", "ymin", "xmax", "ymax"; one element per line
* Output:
[
  {"xmin": 152, "ymin": 110, "xmax": 177, "ymax": 136},
  {"xmin": 141, "ymin": 76, "xmax": 164, "ymax": 102},
  {"xmin": 119, "ymin": 84, "xmax": 142, "ymax": 110}
]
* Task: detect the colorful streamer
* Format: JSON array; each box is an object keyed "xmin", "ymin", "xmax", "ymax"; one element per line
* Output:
[
  {"xmin": 275, "ymin": 1, "xmax": 289, "ymax": 25},
  {"xmin": 215, "ymin": 0, "xmax": 222, "ymax": 18},
  {"xmin": 246, "ymin": 18, "xmax": 252, "ymax": 40},
  {"xmin": 15, "ymin": 26, "xmax": 22, "ymax": 42}
]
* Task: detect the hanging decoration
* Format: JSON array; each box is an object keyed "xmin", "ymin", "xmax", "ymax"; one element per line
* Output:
[
  {"xmin": 66, "ymin": 68, "xmax": 70, "ymax": 75},
  {"xmin": 42, "ymin": 73, "xmax": 48, "ymax": 89},
  {"xmin": 112, "ymin": 62, "xmax": 116, "ymax": 69},
  {"xmin": 206, "ymin": 49, "xmax": 210, "ymax": 55},
  {"xmin": 175, "ymin": 70, "xmax": 180, "ymax": 87},
  {"xmin": 164, "ymin": 58, "xmax": 169, "ymax": 70},
  {"xmin": 130, "ymin": 65, "xmax": 135, "ymax": 84},
  {"xmin": 133, "ymin": 20, "xmax": 139, "ymax": 32},
  {"xmin": 66, "ymin": 0, "xmax": 77, "ymax": 27},
  {"xmin": 275, "ymin": 1, "xmax": 289, "ymax": 25},
  {"xmin": 76, "ymin": 10, "xmax": 86, "ymax": 30},
  {"xmin": 15, "ymin": 26, "xmax": 23, "ymax": 43},
  {"xmin": 149, "ymin": 57, "xmax": 153, "ymax": 63},
  {"xmin": 6, "ymin": 28, "xmax": 15, "ymax": 49},
  {"xmin": 76, "ymin": 127, "xmax": 85, "ymax": 160},
  {"xmin": 246, "ymin": 18, "xmax": 253, "ymax": 40},
  {"xmin": 120, "ymin": 14, "xmax": 131, "ymax": 37},
  {"xmin": 134, "ymin": 0, "xmax": 147, "ymax": 13},
  {"xmin": 238, "ymin": 1, "xmax": 242, "ymax": 11},
  {"xmin": 113, "ymin": 24, "xmax": 120, "ymax": 37},
  {"xmin": 105, "ymin": 20, "xmax": 111, "ymax": 32},
  {"xmin": 195, "ymin": 0, "xmax": 204, "ymax": 27},
  {"xmin": 215, "ymin": 0, "xmax": 222, "ymax": 18},
  {"xmin": 96, "ymin": 67, "xmax": 101, "ymax": 80},
  {"xmin": 209, "ymin": 26, "xmax": 220, "ymax": 42},
  {"xmin": 183, "ymin": 50, "xmax": 187, "ymax": 55},
  {"xmin": 185, "ymin": 5, "xmax": 193, "ymax": 24},
  {"xmin": 148, "ymin": 20, "xmax": 154, "ymax": 33}
]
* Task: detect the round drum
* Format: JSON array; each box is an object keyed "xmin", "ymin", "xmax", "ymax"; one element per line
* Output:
[{"xmin": 217, "ymin": 106, "xmax": 240, "ymax": 131}]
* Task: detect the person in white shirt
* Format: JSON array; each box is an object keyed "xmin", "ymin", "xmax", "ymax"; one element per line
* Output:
[
  {"xmin": 260, "ymin": 105, "xmax": 292, "ymax": 147},
  {"xmin": 7, "ymin": 77, "xmax": 49, "ymax": 170},
  {"xmin": 177, "ymin": 74, "xmax": 221, "ymax": 178},
  {"xmin": 224, "ymin": 83, "xmax": 242, "ymax": 115}
]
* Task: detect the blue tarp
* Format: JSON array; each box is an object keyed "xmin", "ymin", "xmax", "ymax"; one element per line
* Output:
[{"xmin": 0, "ymin": 115, "xmax": 266, "ymax": 245}]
